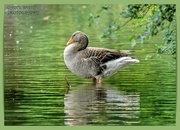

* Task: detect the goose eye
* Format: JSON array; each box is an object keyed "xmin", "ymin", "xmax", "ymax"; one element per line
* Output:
[{"xmin": 72, "ymin": 34, "xmax": 76, "ymax": 37}]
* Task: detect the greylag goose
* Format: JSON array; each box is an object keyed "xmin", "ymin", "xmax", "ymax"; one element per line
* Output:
[{"xmin": 64, "ymin": 31, "xmax": 139, "ymax": 84}]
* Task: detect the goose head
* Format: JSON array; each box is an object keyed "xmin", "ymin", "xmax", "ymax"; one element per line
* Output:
[{"xmin": 66, "ymin": 31, "xmax": 89, "ymax": 51}]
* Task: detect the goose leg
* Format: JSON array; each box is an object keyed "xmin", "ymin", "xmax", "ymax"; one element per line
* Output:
[
  {"xmin": 98, "ymin": 77, "xmax": 103, "ymax": 85},
  {"xmin": 99, "ymin": 79, "xmax": 103, "ymax": 84},
  {"xmin": 92, "ymin": 77, "xmax": 103, "ymax": 85},
  {"xmin": 92, "ymin": 78, "xmax": 97, "ymax": 84}
]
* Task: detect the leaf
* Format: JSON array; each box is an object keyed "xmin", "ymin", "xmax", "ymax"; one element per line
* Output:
[
  {"xmin": 139, "ymin": 35, "xmax": 145, "ymax": 44},
  {"xmin": 131, "ymin": 39, "xmax": 136, "ymax": 47}
]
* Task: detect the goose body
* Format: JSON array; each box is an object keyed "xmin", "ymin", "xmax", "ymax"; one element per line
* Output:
[{"xmin": 64, "ymin": 31, "xmax": 139, "ymax": 84}]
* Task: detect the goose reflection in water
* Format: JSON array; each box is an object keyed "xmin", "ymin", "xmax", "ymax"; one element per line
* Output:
[{"xmin": 64, "ymin": 84, "xmax": 140, "ymax": 126}]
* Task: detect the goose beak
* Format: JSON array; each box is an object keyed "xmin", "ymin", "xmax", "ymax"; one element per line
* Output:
[{"xmin": 67, "ymin": 37, "xmax": 74, "ymax": 45}]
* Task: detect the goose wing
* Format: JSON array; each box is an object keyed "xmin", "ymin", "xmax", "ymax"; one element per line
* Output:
[{"xmin": 83, "ymin": 47, "xmax": 131, "ymax": 64}]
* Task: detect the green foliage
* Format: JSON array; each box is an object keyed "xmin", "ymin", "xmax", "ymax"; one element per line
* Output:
[
  {"xmin": 88, "ymin": 4, "xmax": 176, "ymax": 55},
  {"xmin": 88, "ymin": 5, "xmax": 111, "ymax": 27},
  {"xmin": 121, "ymin": 4, "xmax": 151, "ymax": 19}
]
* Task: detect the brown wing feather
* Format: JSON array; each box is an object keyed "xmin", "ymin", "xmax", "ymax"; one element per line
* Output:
[{"xmin": 85, "ymin": 47, "xmax": 130, "ymax": 64}]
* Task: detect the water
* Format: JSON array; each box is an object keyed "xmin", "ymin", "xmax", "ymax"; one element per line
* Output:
[
  {"xmin": 64, "ymin": 84, "xmax": 140, "ymax": 126},
  {"xmin": 4, "ymin": 4, "xmax": 176, "ymax": 126}
]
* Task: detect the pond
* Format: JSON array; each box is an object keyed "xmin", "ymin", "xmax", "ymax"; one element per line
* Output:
[{"xmin": 4, "ymin": 4, "xmax": 176, "ymax": 126}]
